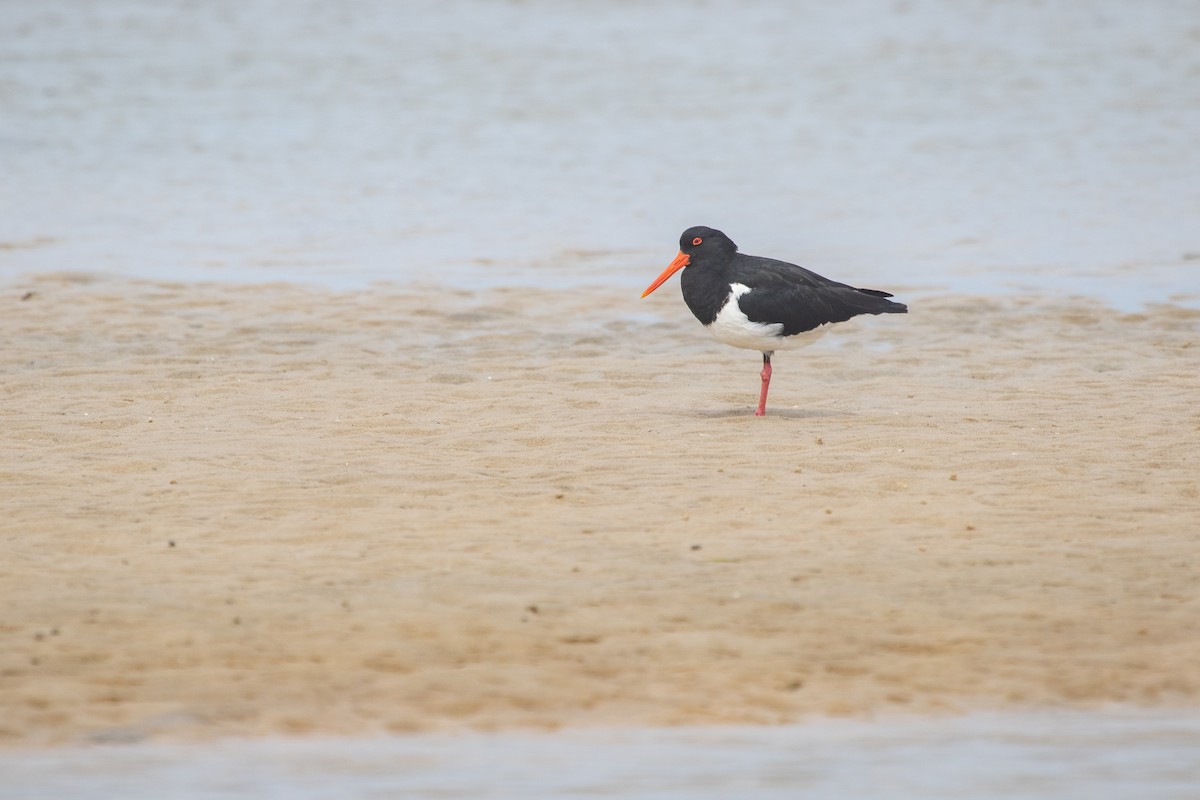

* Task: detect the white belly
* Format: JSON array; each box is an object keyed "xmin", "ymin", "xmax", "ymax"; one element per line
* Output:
[{"xmin": 707, "ymin": 283, "xmax": 827, "ymax": 352}]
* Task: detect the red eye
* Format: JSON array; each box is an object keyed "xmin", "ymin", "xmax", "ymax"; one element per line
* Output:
[{"xmin": 692, "ymin": 237, "xmax": 703, "ymax": 246}]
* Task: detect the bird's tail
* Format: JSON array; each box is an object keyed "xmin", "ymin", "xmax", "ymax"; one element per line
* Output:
[{"xmin": 854, "ymin": 287, "xmax": 908, "ymax": 314}]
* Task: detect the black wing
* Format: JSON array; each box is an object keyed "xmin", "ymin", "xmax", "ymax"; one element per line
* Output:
[{"xmin": 733, "ymin": 255, "xmax": 907, "ymax": 336}]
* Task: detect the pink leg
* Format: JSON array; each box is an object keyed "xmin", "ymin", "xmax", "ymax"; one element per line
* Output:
[{"xmin": 755, "ymin": 353, "xmax": 772, "ymax": 416}]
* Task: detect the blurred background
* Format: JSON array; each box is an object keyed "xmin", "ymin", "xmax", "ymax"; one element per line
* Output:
[{"xmin": 3, "ymin": 0, "xmax": 1198, "ymax": 304}]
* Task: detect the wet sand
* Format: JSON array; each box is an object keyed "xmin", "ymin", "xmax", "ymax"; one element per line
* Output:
[{"xmin": 2, "ymin": 273, "xmax": 1198, "ymax": 745}]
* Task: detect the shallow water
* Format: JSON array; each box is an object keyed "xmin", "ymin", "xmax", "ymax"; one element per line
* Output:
[
  {"xmin": 3, "ymin": 0, "xmax": 1199, "ymax": 307},
  {"xmin": 3, "ymin": 711, "xmax": 1199, "ymax": 800}
]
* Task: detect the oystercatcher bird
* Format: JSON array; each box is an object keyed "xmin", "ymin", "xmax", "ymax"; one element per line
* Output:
[{"xmin": 641, "ymin": 226, "xmax": 907, "ymax": 416}]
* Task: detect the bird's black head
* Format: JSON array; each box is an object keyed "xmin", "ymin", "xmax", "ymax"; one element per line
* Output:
[
  {"xmin": 641, "ymin": 226, "xmax": 739, "ymax": 298},
  {"xmin": 679, "ymin": 226, "xmax": 738, "ymax": 259}
]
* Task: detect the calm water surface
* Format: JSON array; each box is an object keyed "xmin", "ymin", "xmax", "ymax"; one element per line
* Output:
[
  {"xmin": 3, "ymin": 0, "xmax": 1198, "ymax": 307},
  {"xmin": 3, "ymin": 711, "xmax": 1200, "ymax": 800}
]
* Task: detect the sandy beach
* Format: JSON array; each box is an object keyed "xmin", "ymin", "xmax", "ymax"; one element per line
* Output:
[{"xmin": 2, "ymin": 272, "xmax": 1197, "ymax": 745}]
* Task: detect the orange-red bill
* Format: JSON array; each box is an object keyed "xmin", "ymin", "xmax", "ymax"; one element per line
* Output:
[{"xmin": 640, "ymin": 251, "xmax": 690, "ymax": 297}]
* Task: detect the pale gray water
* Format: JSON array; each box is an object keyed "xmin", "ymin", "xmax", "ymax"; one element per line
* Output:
[
  {"xmin": 2, "ymin": 0, "xmax": 1199, "ymax": 307},
  {"xmin": 2, "ymin": 711, "xmax": 1199, "ymax": 800}
]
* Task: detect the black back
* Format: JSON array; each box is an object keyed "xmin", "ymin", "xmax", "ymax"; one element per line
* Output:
[{"xmin": 675, "ymin": 227, "xmax": 907, "ymax": 335}]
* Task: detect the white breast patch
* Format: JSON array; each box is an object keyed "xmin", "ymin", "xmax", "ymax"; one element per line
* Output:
[{"xmin": 707, "ymin": 283, "xmax": 827, "ymax": 352}]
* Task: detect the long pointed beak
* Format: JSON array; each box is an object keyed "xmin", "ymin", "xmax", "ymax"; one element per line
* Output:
[{"xmin": 640, "ymin": 251, "xmax": 690, "ymax": 297}]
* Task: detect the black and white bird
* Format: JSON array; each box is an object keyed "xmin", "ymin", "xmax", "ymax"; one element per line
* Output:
[{"xmin": 641, "ymin": 226, "xmax": 907, "ymax": 416}]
